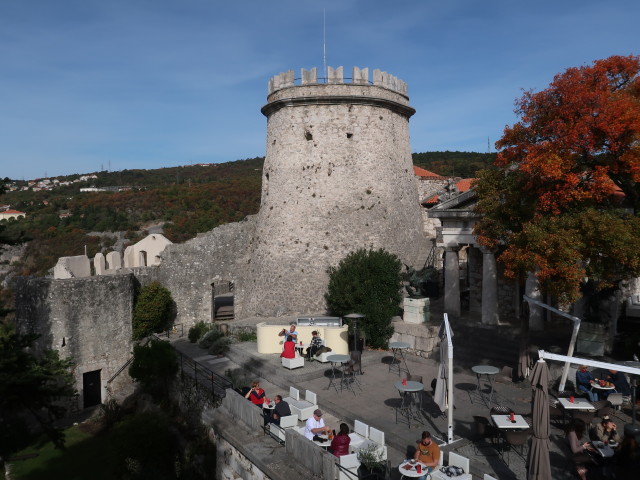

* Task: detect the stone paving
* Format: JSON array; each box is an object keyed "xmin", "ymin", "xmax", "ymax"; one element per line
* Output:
[{"xmin": 172, "ymin": 337, "xmax": 637, "ymax": 479}]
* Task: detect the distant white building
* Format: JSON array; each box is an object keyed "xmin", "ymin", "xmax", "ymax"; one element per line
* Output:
[{"xmin": 0, "ymin": 209, "xmax": 26, "ymax": 221}]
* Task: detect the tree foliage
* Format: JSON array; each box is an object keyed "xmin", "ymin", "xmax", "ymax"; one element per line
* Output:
[
  {"xmin": 0, "ymin": 324, "xmax": 76, "ymax": 459},
  {"xmin": 325, "ymin": 249, "xmax": 402, "ymax": 348},
  {"xmin": 128, "ymin": 338, "xmax": 178, "ymax": 398},
  {"xmin": 132, "ymin": 282, "xmax": 174, "ymax": 340},
  {"xmin": 475, "ymin": 55, "xmax": 640, "ymax": 302}
]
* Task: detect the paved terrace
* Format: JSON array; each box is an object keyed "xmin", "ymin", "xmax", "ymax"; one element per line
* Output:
[{"xmin": 171, "ymin": 336, "xmax": 637, "ymax": 479}]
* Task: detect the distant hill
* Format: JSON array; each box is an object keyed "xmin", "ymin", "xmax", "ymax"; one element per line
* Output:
[{"xmin": 0, "ymin": 152, "xmax": 492, "ymax": 277}]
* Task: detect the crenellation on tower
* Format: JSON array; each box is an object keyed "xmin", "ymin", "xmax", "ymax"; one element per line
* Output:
[{"xmin": 266, "ymin": 66, "xmax": 408, "ymax": 97}]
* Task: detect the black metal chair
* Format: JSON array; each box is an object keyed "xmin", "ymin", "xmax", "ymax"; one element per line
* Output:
[{"xmin": 503, "ymin": 429, "xmax": 530, "ymax": 465}]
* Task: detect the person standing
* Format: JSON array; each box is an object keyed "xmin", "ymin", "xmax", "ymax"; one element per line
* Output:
[
  {"xmin": 414, "ymin": 431, "xmax": 440, "ymax": 479},
  {"xmin": 278, "ymin": 324, "xmax": 298, "ymax": 342}
]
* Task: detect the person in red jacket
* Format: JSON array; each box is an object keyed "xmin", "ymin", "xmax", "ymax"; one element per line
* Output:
[
  {"xmin": 330, "ymin": 423, "xmax": 351, "ymax": 457},
  {"xmin": 280, "ymin": 336, "xmax": 296, "ymax": 359},
  {"xmin": 245, "ymin": 380, "xmax": 265, "ymax": 406}
]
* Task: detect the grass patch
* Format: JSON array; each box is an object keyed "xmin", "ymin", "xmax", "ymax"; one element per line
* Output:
[{"xmin": 9, "ymin": 423, "xmax": 118, "ymax": 480}]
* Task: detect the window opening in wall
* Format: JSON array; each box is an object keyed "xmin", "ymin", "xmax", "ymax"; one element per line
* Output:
[
  {"xmin": 346, "ymin": 133, "xmax": 353, "ymax": 139},
  {"xmin": 304, "ymin": 130, "xmax": 313, "ymax": 141}
]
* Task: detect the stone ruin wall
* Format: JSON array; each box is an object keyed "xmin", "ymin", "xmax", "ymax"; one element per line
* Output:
[
  {"xmin": 137, "ymin": 216, "xmax": 257, "ymax": 325},
  {"xmin": 14, "ymin": 274, "xmax": 135, "ymax": 405},
  {"xmin": 242, "ymin": 67, "xmax": 428, "ymax": 317}
]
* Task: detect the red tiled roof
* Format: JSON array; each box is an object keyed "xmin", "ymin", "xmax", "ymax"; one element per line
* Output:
[
  {"xmin": 422, "ymin": 178, "xmax": 477, "ymax": 205},
  {"xmin": 413, "ymin": 166, "xmax": 445, "ymax": 179},
  {"xmin": 2, "ymin": 209, "xmax": 26, "ymax": 215}
]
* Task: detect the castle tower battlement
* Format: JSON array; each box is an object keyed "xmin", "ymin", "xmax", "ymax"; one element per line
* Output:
[
  {"xmin": 237, "ymin": 66, "xmax": 426, "ymax": 318},
  {"xmin": 267, "ymin": 66, "xmax": 409, "ymax": 96}
]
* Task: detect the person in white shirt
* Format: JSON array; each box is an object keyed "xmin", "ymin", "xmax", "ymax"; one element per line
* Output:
[{"xmin": 305, "ymin": 409, "xmax": 330, "ymax": 440}]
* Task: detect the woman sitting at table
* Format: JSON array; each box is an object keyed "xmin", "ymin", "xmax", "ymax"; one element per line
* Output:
[
  {"xmin": 565, "ymin": 419, "xmax": 595, "ymax": 480},
  {"xmin": 280, "ymin": 335, "xmax": 296, "ymax": 359},
  {"xmin": 576, "ymin": 365, "xmax": 598, "ymax": 401},
  {"xmin": 593, "ymin": 416, "xmax": 622, "ymax": 445},
  {"xmin": 244, "ymin": 380, "xmax": 266, "ymax": 406},
  {"xmin": 330, "ymin": 423, "xmax": 351, "ymax": 457}
]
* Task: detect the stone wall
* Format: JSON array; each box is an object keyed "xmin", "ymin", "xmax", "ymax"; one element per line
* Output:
[
  {"xmin": 13, "ymin": 274, "xmax": 135, "ymax": 405},
  {"xmin": 136, "ymin": 217, "xmax": 256, "ymax": 325}
]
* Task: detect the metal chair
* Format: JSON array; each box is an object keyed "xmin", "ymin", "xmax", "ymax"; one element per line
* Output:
[
  {"xmin": 591, "ymin": 400, "xmax": 613, "ymax": 419},
  {"xmin": 503, "ymin": 429, "xmax": 530, "ymax": 465},
  {"xmin": 607, "ymin": 393, "xmax": 624, "ymax": 414},
  {"xmin": 490, "ymin": 405, "xmax": 511, "ymax": 416},
  {"xmin": 571, "ymin": 409, "xmax": 595, "ymax": 426},
  {"xmin": 472, "ymin": 415, "xmax": 499, "ymax": 455},
  {"xmin": 548, "ymin": 399, "xmax": 564, "ymax": 426}
]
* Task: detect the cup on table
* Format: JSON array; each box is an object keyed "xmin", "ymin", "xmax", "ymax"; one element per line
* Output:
[
  {"xmin": 410, "ymin": 459, "xmax": 416, "ymax": 465},
  {"xmin": 569, "ymin": 396, "xmax": 575, "ymax": 403},
  {"xmin": 416, "ymin": 464, "xmax": 422, "ymax": 474},
  {"xmin": 402, "ymin": 378, "xmax": 407, "ymax": 386},
  {"xmin": 600, "ymin": 379, "xmax": 605, "ymax": 387},
  {"xmin": 510, "ymin": 412, "xmax": 515, "ymax": 422}
]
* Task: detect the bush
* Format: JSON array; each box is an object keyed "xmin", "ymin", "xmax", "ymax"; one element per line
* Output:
[
  {"xmin": 198, "ymin": 326, "xmax": 224, "ymax": 350},
  {"xmin": 188, "ymin": 321, "xmax": 212, "ymax": 343},
  {"xmin": 132, "ymin": 281, "xmax": 174, "ymax": 340},
  {"xmin": 325, "ymin": 248, "xmax": 402, "ymax": 348},
  {"xmin": 129, "ymin": 339, "xmax": 179, "ymax": 399},
  {"xmin": 207, "ymin": 337, "xmax": 230, "ymax": 356},
  {"xmin": 235, "ymin": 329, "xmax": 257, "ymax": 342},
  {"xmin": 111, "ymin": 412, "xmax": 177, "ymax": 479}
]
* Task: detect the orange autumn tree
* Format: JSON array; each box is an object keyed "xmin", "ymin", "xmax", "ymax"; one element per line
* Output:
[{"xmin": 474, "ymin": 55, "xmax": 640, "ymax": 304}]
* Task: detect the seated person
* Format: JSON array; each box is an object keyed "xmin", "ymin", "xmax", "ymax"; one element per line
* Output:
[
  {"xmin": 593, "ymin": 416, "xmax": 622, "ymax": 445},
  {"xmin": 305, "ymin": 409, "xmax": 330, "ymax": 440},
  {"xmin": 280, "ymin": 335, "xmax": 296, "ymax": 359},
  {"xmin": 565, "ymin": 420, "xmax": 595, "ymax": 480},
  {"xmin": 278, "ymin": 324, "xmax": 298, "ymax": 342},
  {"xmin": 576, "ymin": 365, "xmax": 598, "ymax": 402},
  {"xmin": 271, "ymin": 394, "xmax": 291, "ymax": 425},
  {"xmin": 330, "ymin": 423, "xmax": 351, "ymax": 457},
  {"xmin": 245, "ymin": 380, "xmax": 265, "ymax": 406},
  {"xmin": 305, "ymin": 330, "xmax": 323, "ymax": 360},
  {"xmin": 414, "ymin": 431, "xmax": 441, "ymax": 480},
  {"xmin": 606, "ymin": 369, "xmax": 631, "ymax": 396}
]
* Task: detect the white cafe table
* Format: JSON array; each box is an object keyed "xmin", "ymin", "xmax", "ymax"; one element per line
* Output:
[
  {"xmin": 558, "ymin": 397, "xmax": 595, "ymax": 411},
  {"xmin": 395, "ymin": 381, "xmax": 424, "ymax": 427},
  {"xmin": 491, "ymin": 414, "xmax": 529, "ymax": 429},
  {"xmin": 398, "ymin": 460, "xmax": 428, "ymax": 479},
  {"xmin": 591, "ymin": 441, "xmax": 615, "ymax": 458},
  {"xmin": 389, "ymin": 341, "xmax": 410, "ymax": 376},
  {"xmin": 472, "ymin": 364, "xmax": 500, "ymax": 407}
]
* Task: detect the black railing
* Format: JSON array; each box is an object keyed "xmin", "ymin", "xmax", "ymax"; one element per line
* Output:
[
  {"xmin": 177, "ymin": 350, "xmax": 233, "ymax": 399},
  {"xmin": 164, "ymin": 323, "xmax": 185, "ymax": 338}
]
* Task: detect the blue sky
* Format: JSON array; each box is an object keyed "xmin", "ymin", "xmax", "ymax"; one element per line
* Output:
[{"xmin": 1, "ymin": 0, "xmax": 638, "ymax": 180}]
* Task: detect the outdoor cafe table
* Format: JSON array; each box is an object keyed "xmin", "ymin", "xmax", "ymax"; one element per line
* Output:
[
  {"xmin": 558, "ymin": 397, "xmax": 596, "ymax": 411},
  {"xmin": 395, "ymin": 380, "xmax": 424, "ymax": 428},
  {"xmin": 398, "ymin": 460, "xmax": 428, "ymax": 479},
  {"xmin": 590, "ymin": 381, "xmax": 616, "ymax": 396},
  {"xmin": 591, "ymin": 441, "xmax": 615, "ymax": 458},
  {"xmin": 389, "ymin": 341, "xmax": 410, "ymax": 376},
  {"xmin": 491, "ymin": 414, "xmax": 530, "ymax": 430},
  {"xmin": 327, "ymin": 354, "xmax": 350, "ymax": 393},
  {"xmin": 472, "ymin": 364, "xmax": 500, "ymax": 407}
]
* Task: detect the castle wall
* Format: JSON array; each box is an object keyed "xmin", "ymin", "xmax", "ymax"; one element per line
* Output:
[
  {"xmin": 243, "ymin": 70, "xmax": 427, "ymax": 316},
  {"xmin": 137, "ymin": 217, "xmax": 256, "ymax": 325},
  {"xmin": 14, "ymin": 274, "xmax": 135, "ymax": 405}
]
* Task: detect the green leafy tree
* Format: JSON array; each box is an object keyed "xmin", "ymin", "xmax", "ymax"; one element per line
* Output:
[
  {"xmin": 325, "ymin": 249, "xmax": 402, "ymax": 348},
  {"xmin": 0, "ymin": 325, "xmax": 76, "ymax": 460},
  {"xmin": 132, "ymin": 282, "xmax": 174, "ymax": 340},
  {"xmin": 128, "ymin": 338, "xmax": 178, "ymax": 399}
]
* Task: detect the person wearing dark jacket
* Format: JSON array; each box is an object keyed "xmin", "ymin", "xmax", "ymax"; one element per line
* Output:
[
  {"xmin": 272, "ymin": 395, "xmax": 291, "ymax": 425},
  {"xmin": 330, "ymin": 423, "xmax": 351, "ymax": 457}
]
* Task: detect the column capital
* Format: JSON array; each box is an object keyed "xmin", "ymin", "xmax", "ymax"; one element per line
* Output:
[
  {"xmin": 479, "ymin": 245, "xmax": 497, "ymax": 255},
  {"xmin": 444, "ymin": 246, "xmax": 461, "ymax": 253}
]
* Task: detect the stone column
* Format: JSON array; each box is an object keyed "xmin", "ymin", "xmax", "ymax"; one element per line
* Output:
[
  {"xmin": 480, "ymin": 247, "xmax": 499, "ymax": 325},
  {"xmin": 525, "ymin": 272, "xmax": 544, "ymax": 331},
  {"xmin": 444, "ymin": 247, "xmax": 461, "ymax": 318}
]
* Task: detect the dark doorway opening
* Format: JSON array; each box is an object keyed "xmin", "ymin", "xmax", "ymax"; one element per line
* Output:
[
  {"xmin": 211, "ymin": 281, "xmax": 235, "ymax": 321},
  {"xmin": 83, "ymin": 370, "xmax": 102, "ymax": 408}
]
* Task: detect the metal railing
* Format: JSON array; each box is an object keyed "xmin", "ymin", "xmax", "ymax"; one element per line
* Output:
[{"xmin": 177, "ymin": 350, "xmax": 233, "ymax": 399}]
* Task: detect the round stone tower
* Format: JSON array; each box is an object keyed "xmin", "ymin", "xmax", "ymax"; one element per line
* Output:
[{"xmin": 241, "ymin": 66, "xmax": 426, "ymax": 317}]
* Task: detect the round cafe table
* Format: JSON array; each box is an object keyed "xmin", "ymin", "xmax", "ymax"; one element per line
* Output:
[
  {"xmin": 327, "ymin": 354, "xmax": 350, "ymax": 393},
  {"xmin": 398, "ymin": 460, "xmax": 428, "ymax": 478},
  {"xmin": 472, "ymin": 364, "xmax": 499, "ymax": 407},
  {"xmin": 389, "ymin": 341, "xmax": 410, "ymax": 376},
  {"xmin": 395, "ymin": 381, "xmax": 424, "ymax": 427}
]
